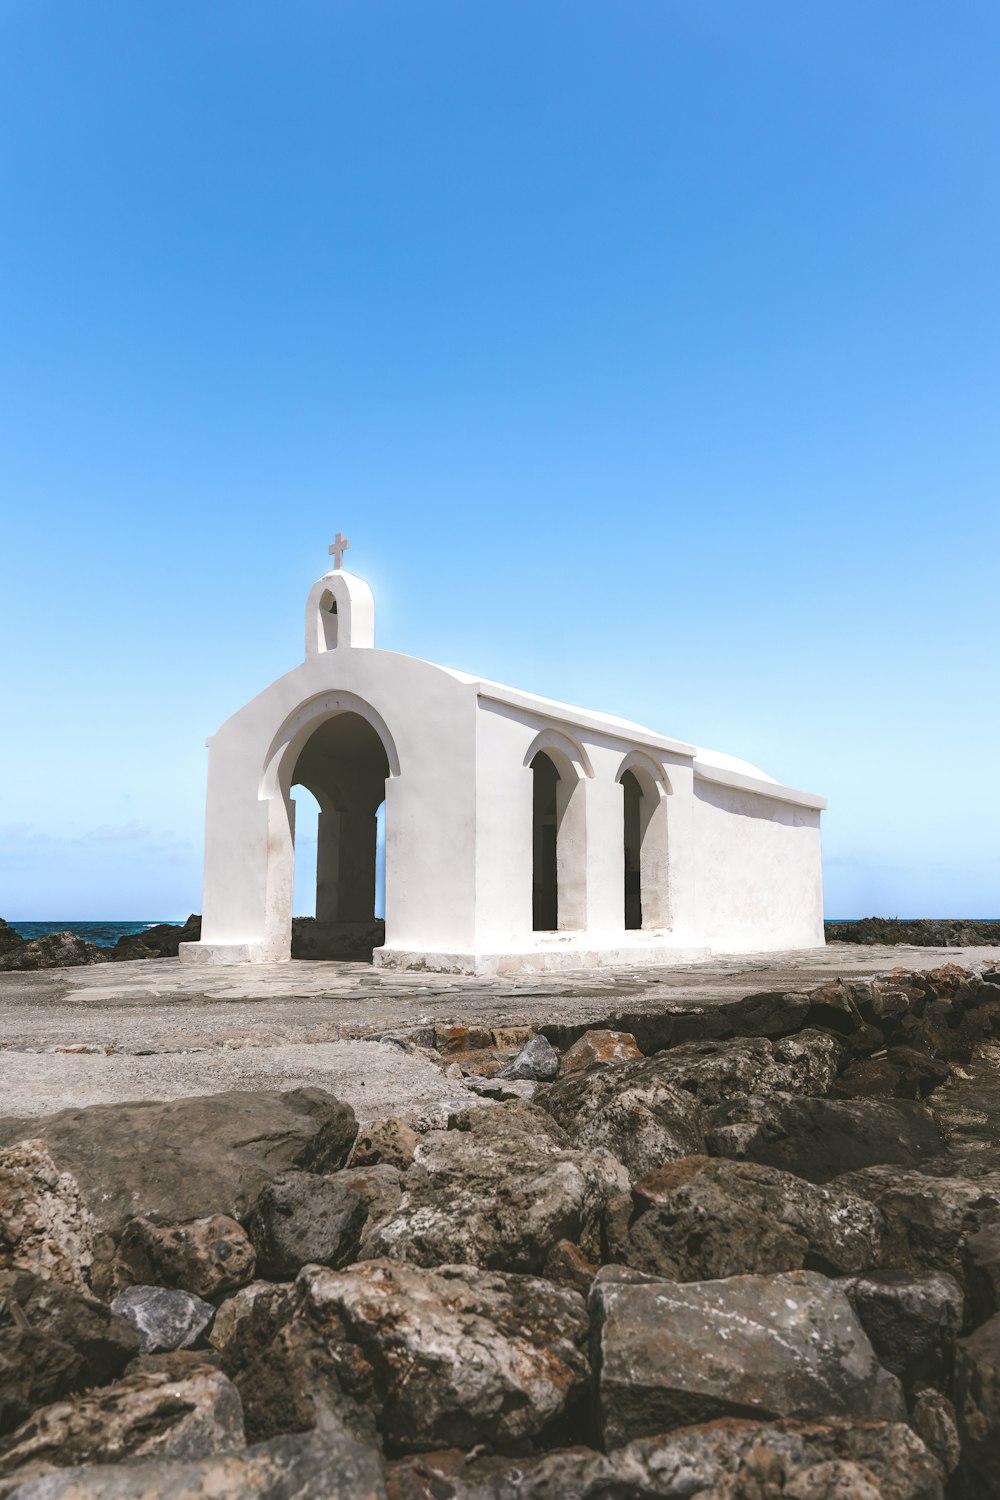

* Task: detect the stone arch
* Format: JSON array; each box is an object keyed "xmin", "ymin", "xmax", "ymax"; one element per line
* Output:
[
  {"xmin": 526, "ymin": 729, "xmax": 589, "ymax": 932},
  {"xmin": 257, "ymin": 692, "xmax": 400, "ymax": 958},
  {"xmin": 615, "ymin": 749, "xmax": 671, "ymax": 929},
  {"xmin": 522, "ymin": 727, "xmax": 595, "ymax": 779}
]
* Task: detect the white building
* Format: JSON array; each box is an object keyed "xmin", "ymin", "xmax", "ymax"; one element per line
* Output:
[{"xmin": 181, "ymin": 542, "xmax": 826, "ymax": 974}]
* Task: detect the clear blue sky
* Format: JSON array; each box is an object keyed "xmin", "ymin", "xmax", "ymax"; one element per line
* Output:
[{"xmin": 1, "ymin": 1, "xmax": 998, "ymax": 920}]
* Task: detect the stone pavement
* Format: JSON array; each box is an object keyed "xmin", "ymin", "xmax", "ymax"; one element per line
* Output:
[{"xmin": 0, "ymin": 944, "xmax": 994, "ymax": 1122}]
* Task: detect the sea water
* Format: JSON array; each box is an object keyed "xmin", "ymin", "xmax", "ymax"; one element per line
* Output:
[{"xmin": 6, "ymin": 921, "xmax": 181, "ymax": 948}]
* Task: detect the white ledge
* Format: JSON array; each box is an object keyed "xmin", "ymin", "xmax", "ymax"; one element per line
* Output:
[
  {"xmin": 476, "ymin": 686, "xmax": 697, "ymax": 759},
  {"xmin": 693, "ymin": 759, "xmax": 827, "ymax": 811}
]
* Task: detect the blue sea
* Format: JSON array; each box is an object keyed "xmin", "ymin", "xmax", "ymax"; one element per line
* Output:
[{"xmin": 7, "ymin": 921, "xmax": 182, "ymax": 948}]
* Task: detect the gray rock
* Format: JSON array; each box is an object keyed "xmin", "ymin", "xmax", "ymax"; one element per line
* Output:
[
  {"xmin": 954, "ymin": 1311, "xmax": 1000, "ymax": 1496},
  {"xmin": 361, "ymin": 1103, "xmax": 630, "ymax": 1272},
  {"xmin": 705, "ymin": 1094, "xmax": 948, "ymax": 1183},
  {"xmin": 626, "ymin": 1155, "xmax": 883, "ymax": 1280},
  {"xmin": 0, "ymin": 1270, "xmax": 139, "ymax": 1435},
  {"xmin": 334, "ymin": 1164, "xmax": 402, "ymax": 1246},
  {"xmin": 592, "ymin": 1266, "xmax": 905, "ymax": 1449},
  {"xmin": 110, "ymin": 1286, "xmax": 215, "ymax": 1354},
  {"xmin": 965, "ymin": 1221, "xmax": 1000, "ymax": 1324},
  {"xmin": 0, "ymin": 1366, "xmax": 243, "ymax": 1493},
  {"xmin": 5, "ymin": 1430, "xmax": 386, "ymax": 1499},
  {"xmin": 833, "ymin": 1163, "xmax": 1000, "ymax": 1285},
  {"xmin": 911, "ymin": 1387, "xmax": 961, "ymax": 1477},
  {"xmin": 385, "ymin": 1418, "xmax": 944, "ymax": 1499},
  {"xmin": 229, "ymin": 1259, "xmax": 589, "ymax": 1451},
  {"xmin": 0, "ymin": 1090, "xmax": 358, "ymax": 1299},
  {"xmin": 497, "ymin": 1035, "xmax": 559, "ymax": 1081},
  {"xmin": 208, "ymin": 1281, "xmax": 289, "ymax": 1353},
  {"xmin": 542, "ymin": 1033, "xmax": 840, "ymax": 1181},
  {"xmin": 839, "ymin": 1270, "xmax": 964, "ymax": 1390},
  {"xmin": 248, "ymin": 1171, "xmax": 366, "ymax": 1279}
]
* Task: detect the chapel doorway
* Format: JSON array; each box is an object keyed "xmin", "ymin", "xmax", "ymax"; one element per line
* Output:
[
  {"xmin": 531, "ymin": 751, "xmax": 559, "ymax": 930},
  {"xmin": 530, "ymin": 746, "xmax": 586, "ymax": 931},
  {"xmin": 289, "ymin": 710, "xmax": 390, "ymax": 959},
  {"xmin": 616, "ymin": 758, "xmax": 670, "ymax": 931},
  {"xmin": 622, "ymin": 768, "xmax": 643, "ymax": 929}
]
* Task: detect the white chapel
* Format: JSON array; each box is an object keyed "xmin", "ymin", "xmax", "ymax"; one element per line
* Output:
[{"xmin": 181, "ymin": 537, "xmax": 826, "ymax": 974}]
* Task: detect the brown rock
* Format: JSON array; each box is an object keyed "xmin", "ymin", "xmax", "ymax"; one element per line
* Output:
[
  {"xmin": 115, "ymin": 1215, "xmax": 255, "ymax": 1299},
  {"xmin": 0, "ymin": 1089, "xmax": 357, "ymax": 1298},
  {"xmin": 0, "ymin": 1269, "xmax": 139, "ymax": 1435},
  {"xmin": 384, "ymin": 1419, "xmax": 944, "ymax": 1500},
  {"xmin": 954, "ymin": 1312, "xmax": 1000, "ymax": 1494},
  {"xmin": 833, "ymin": 1163, "xmax": 1000, "ymax": 1286},
  {"xmin": 0, "ymin": 1141, "xmax": 93, "ymax": 1293},
  {"xmin": 350, "ymin": 1118, "xmax": 420, "ymax": 1170},
  {"xmin": 0, "ymin": 1366, "xmax": 243, "ymax": 1493},
  {"xmin": 208, "ymin": 1281, "xmax": 289, "ymax": 1352},
  {"xmin": 230, "ymin": 1259, "xmax": 589, "ymax": 1451},
  {"xmin": 626, "ymin": 1156, "xmax": 882, "ymax": 1280},
  {"xmin": 560, "ymin": 1029, "xmax": 643, "ymax": 1074},
  {"xmin": 361, "ymin": 1103, "xmax": 629, "ymax": 1273},
  {"xmin": 3, "ymin": 1428, "xmax": 386, "ymax": 1499}
]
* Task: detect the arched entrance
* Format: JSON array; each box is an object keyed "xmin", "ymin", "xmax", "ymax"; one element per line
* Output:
[
  {"xmin": 616, "ymin": 753, "xmax": 671, "ymax": 930},
  {"xmin": 527, "ymin": 733, "xmax": 589, "ymax": 932},
  {"xmin": 290, "ymin": 710, "xmax": 391, "ymax": 957},
  {"xmin": 531, "ymin": 752, "xmax": 560, "ymax": 930}
]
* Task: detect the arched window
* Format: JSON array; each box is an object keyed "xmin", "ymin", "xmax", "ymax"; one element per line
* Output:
[
  {"xmin": 616, "ymin": 753, "xmax": 671, "ymax": 930},
  {"xmin": 526, "ymin": 732, "xmax": 589, "ymax": 932}
]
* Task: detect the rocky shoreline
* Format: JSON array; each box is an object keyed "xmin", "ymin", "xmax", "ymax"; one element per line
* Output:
[
  {"xmin": 1, "ymin": 960, "xmax": 999, "ymax": 1495},
  {"xmin": 826, "ymin": 919, "xmax": 1000, "ymax": 948}
]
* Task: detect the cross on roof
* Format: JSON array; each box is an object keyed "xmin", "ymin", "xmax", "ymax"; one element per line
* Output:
[{"xmin": 328, "ymin": 531, "xmax": 350, "ymax": 570}]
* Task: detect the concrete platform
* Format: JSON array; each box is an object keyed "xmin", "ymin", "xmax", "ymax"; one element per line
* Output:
[{"xmin": 0, "ymin": 944, "xmax": 994, "ymax": 1123}]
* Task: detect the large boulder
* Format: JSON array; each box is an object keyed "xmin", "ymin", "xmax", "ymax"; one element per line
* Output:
[
  {"xmin": 115, "ymin": 1215, "xmax": 255, "ymax": 1299},
  {"xmin": 0, "ymin": 1142, "xmax": 94, "ymax": 1293},
  {"xmin": 5, "ymin": 1429, "xmax": 386, "ymax": 1500},
  {"xmin": 966, "ymin": 1222, "xmax": 1000, "ymax": 1324},
  {"xmin": 229, "ymin": 1260, "xmax": 589, "ymax": 1452},
  {"xmin": 705, "ymin": 1095, "xmax": 948, "ymax": 1183},
  {"xmin": 361, "ymin": 1104, "xmax": 630, "ymax": 1273},
  {"xmin": 0, "ymin": 1089, "xmax": 358, "ymax": 1297},
  {"xmin": 384, "ymin": 1419, "xmax": 944, "ymax": 1499},
  {"xmin": 0, "ymin": 1366, "xmax": 243, "ymax": 1493},
  {"xmin": 954, "ymin": 1312, "xmax": 1000, "ymax": 1498},
  {"xmin": 839, "ymin": 1270, "xmax": 964, "ymax": 1392},
  {"xmin": 833, "ymin": 1163, "xmax": 1000, "ymax": 1286},
  {"xmin": 248, "ymin": 1172, "xmax": 366, "ymax": 1278},
  {"xmin": 542, "ymin": 1034, "xmax": 841, "ymax": 1181},
  {"xmin": 110, "ymin": 916, "xmax": 201, "ymax": 962},
  {"xmin": 591, "ymin": 1266, "xmax": 905, "ymax": 1449},
  {"xmin": 0, "ymin": 1270, "xmax": 139, "ymax": 1435},
  {"xmin": 625, "ymin": 1156, "xmax": 883, "ymax": 1280}
]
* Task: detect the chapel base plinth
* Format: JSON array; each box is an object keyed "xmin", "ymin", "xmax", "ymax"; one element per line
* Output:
[{"xmin": 373, "ymin": 937, "xmax": 713, "ymax": 976}]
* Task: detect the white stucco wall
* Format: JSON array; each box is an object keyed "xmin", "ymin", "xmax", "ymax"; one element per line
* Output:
[{"xmin": 691, "ymin": 776, "xmax": 825, "ymax": 950}]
